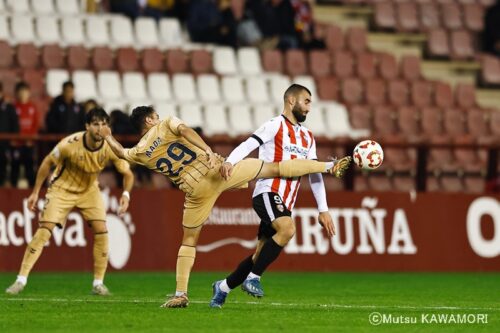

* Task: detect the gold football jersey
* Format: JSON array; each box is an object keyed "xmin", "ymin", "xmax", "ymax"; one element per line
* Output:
[
  {"xmin": 49, "ymin": 132, "xmax": 130, "ymax": 193},
  {"xmin": 123, "ymin": 117, "xmax": 211, "ymax": 193}
]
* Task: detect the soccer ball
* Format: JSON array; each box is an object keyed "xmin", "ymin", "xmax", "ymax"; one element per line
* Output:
[{"xmin": 352, "ymin": 140, "xmax": 384, "ymax": 170}]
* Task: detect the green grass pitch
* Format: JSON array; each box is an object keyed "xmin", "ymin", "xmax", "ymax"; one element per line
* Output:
[{"xmin": 0, "ymin": 272, "xmax": 498, "ymax": 332}]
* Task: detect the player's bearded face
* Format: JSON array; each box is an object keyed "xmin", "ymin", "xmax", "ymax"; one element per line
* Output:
[
  {"xmin": 292, "ymin": 103, "xmax": 308, "ymax": 123},
  {"xmin": 87, "ymin": 120, "xmax": 107, "ymax": 142}
]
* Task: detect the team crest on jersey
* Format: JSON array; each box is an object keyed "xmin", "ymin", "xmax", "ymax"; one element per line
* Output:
[{"xmin": 276, "ymin": 204, "xmax": 285, "ymax": 212}]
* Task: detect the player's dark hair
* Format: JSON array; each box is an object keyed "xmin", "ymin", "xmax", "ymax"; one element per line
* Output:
[
  {"xmin": 283, "ymin": 84, "xmax": 311, "ymax": 101},
  {"xmin": 62, "ymin": 81, "xmax": 74, "ymax": 90},
  {"xmin": 130, "ymin": 105, "xmax": 155, "ymax": 132},
  {"xmin": 85, "ymin": 107, "xmax": 110, "ymax": 124},
  {"xmin": 15, "ymin": 81, "xmax": 29, "ymax": 93}
]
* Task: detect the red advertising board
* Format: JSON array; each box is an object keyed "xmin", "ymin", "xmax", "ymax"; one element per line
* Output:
[{"xmin": 0, "ymin": 188, "xmax": 499, "ymax": 272}]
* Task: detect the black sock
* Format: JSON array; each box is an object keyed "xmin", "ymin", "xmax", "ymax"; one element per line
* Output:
[
  {"xmin": 251, "ymin": 238, "xmax": 283, "ymax": 276},
  {"xmin": 226, "ymin": 255, "xmax": 254, "ymax": 289}
]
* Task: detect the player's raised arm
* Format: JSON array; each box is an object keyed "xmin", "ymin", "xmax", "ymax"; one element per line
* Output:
[
  {"xmin": 101, "ymin": 125, "xmax": 126, "ymax": 159},
  {"xmin": 177, "ymin": 123, "xmax": 217, "ymax": 168},
  {"xmin": 27, "ymin": 155, "xmax": 55, "ymax": 211}
]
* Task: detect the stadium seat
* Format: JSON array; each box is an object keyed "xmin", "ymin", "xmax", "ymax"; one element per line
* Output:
[
  {"xmin": 67, "ymin": 46, "xmax": 89, "ymax": 70},
  {"xmin": 0, "ymin": 69, "xmax": 17, "ymax": 98},
  {"xmin": 427, "ymin": 29, "xmax": 450, "ymax": 58},
  {"xmin": 400, "ymin": 55, "xmax": 421, "ymax": 81},
  {"xmin": 72, "ymin": 70, "xmax": 98, "ymax": 101},
  {"xmin": 228, "ymin": 104, "xmax": 253, "ymax": 136},
  {"xmin": 427, "ymin": 135, "xmax": 459, "ymax": 172},
  {"xmin": 323, "ymin": 102, "xmax": 369, "ymax": 138},
  {"xmin": 213, "ymin": 46, "xmax": 238, "ymax": 75},
  {"xmin": 148, "ymin": 73, "xmax": 172, "ymax": 102},
  {"xmin": 154, "ymin": 102, "xmax": 177, "ymax": 119},
  {"xmin": 61, "ymin": 16, "xmax": 85, "ymax": 46},
  {"xmin": 11, "ymin": 15, "xmax": 35, "ymax": 44},
  {"xmin": 463, "ymin": 4, "xmax": 484, "ymax": 32},
  {"xmin": 41, "ymin": 45, "xmax": 65, "ymax": 69},
  {"xmin": 398, "ymin": 106, "xmax": 420, "ymax": 138},
  {"xmin": 141, "ymin": 48, "xmax": 164, "ymax": 73},
  {"xmin": 490, "ymin": 109, "xmax": 500, "ymax": 137},
  {"xmin": 441, "ymin": 3, "xmax": 463, "ymax": 30},
  {"xmin": 0, "ymin": 42, "xmax": 13, "ymax": 68},
  {"xmin": 246, "ymin": 77, "xmax": 269, "ymax": 103},
  {"xmin": 253, "ymin": 104, "xmax": 277, "ymax": 127},
  {"xmin": 103, "ymin": 100, "xmax": 126, "ymax": 113},
  {"xmin": 91, "ymin": 47, "xmax": 114, "ymax": 71},
  {"xmin": 341, "ymin": 78, "xmax": 364, "ymax": 105},
  {"xmin": 178, "ymin": 103, "xmax": 203, "ymax": 128},
  {"xmin": 32, "ymin": 0, "xmax": 54, "ymax": 14},
  {"xmin": 349, "ymin": 104, "xmax": 372, "ymax": 132},
  {"xmin": 463, "ymin": 176, "xmax": 485, "ymax": 193},
  {"xmin": 293, "ymin": 75, "xmax": 317, "ymax": 98},
  {"xmin": 309, "ymin": 50, "xmax": 331, "ymax": 78},
  {"xmin": 123, "ymin": 72, "xmax": 147, "ymax": 102},
  {"xmin": 16, "ymin": 43, "xmax": 39, "ymax": 69},
  {"xmin": 467, "ymin": 108, "xmax": 491, "ymax": 140},
  {"xmin": 46, "ymin": 69, "xmax": 70, "ymax": 97},
  {"xmin": 434, "ymin": 81, "xmax": 454, "ymax": 108},
  {"xmin": 35, "ymin": 16, "xmax": 60, "ymax": 44},
  {"xmin": 55, "ymin": 0, "xmax": 79, "ymax": 15},
  {"xmin": 261, "ymin": 49, "xmax": 283, "ymax": 73},
  {"xmin": 356, "ymin": 52, "xmax": 377, "ymax": 80},
  {"xmin": 165, "ymin": 49, "xmax": 188, "ymax": 74},
  {"xmin": 440, "ymin": 175, "xmax": 464, "ymax": 192},
  {"xmin": 333, "ymin": 51, "xmax": 354, "ymax": 79},
  {"xmin": 421, "ymin": 107, "xmax": 444, "ymax": 137},
  {"xmin": 317, "ymin": 76, "xmax": 339, "ymax": 101},
  {"xmin": 268, "ymin": 74, "xmax": 291, "ymax": 103},
  {"xmin": 117, "ymin": 47, "xmax": 139, "ymax": 72},
  {"xmin": 346, "ymin": 27, "xmax": 367, "ymax": 53},
  {"xmin": 396, "ymin": 1, "xmax": 419, "ymax": 32},
  {"xmin": 86, "ymin": 16, "xmax": 110, "ymax": 47},
  {"xmin": 365, "ymin": 79, "xmax": 387, "ymax": 106},
  {"xmin": 97, "ymin": 71, "xmax": 123, "ymax": 101},
  {"xmin": 411, "ymin": 81, "xmax": 432, "ymax": 107},
  {"xmin": 324, "ymin": 24, "xmax": 344, "ymax": 52},
  {"xmin": 392, "ymin": 175, "xmax": 415, "ymax": 192},
  {"xmin": 378, "ymin": 53, "xmax": 399, "ymax": 80},
  {"xmin": 237, "ymin": 47, "xmax": 262, "ymax": 75},
  {"xmin": 374, "ymin": 1, "xmax": 396, "ymax": 30},
  {"xmin": 22, "ymin": 69, "xmax": 45, "ymax": 97},
  {"xmin": 373, "ymin": 105, "xmax": 397, "ymax": 135},
  {"xmin": 197, "ymin": 74, "xmax": 221, "ymax": 103},
  {"xmin": 203, "ymin": 104, "xmax": 229, "ymax": 136},
  {"xmin": 388, "ymin": 80, "xmax": 409, "ymax": 106},
  {"xmin": 450, "ymin": 30, "xmax": 475, "ymax": 60},
  {"xmin": 454, "ymin": 135, "xmax": 483, "ymax": 172},
  {"xmin": 368, "ymin": 175, "xmax": 393, "ymax": 192},
  {"xmin": 221, "ymin": 76, "xmax": 245, "ymax": 103},
  {"xmin": 419, "ymin": 2, "xmax": 440, "ymax": 31},
  {"xmin": 159, "ymin": 18, "xmax": 183, "ymax": 48},
  {"xmin": 443, "ymin": 108, "xmax": 466, "ymax": 137},
  {"xmin": 0, "ymin": 15, "xmax": 9, "ymax": 41},
  {"xmin": 191, "ymin": 49, "xmax": 212, "ymax": 74},
  {"xmin": 383, "ymin": 138, "xmax": 414, "ymax": 172},
  {"xmin": 134, "ymin": 17, "xmax": 159, "ymax": 49},
  {"xmin": 6, "ymin": 0, "xmax": 29, "ymax": 12},
  {"xmin": 455, "ymin": 83, "xmax": 476, "ymax": 108},
  {"xmin": 285, "ymin": 49, "xmax": 307, "ymax": 77},
  {"xmin": 304, "ymin": 105, "xmax": 327, "ymax": 136},
  {"xmin": 110, "ymin": 16, "xmax": 134, "ymax": 48},
  {"xmin": 480, "ymin": 54, "xmax": 500, "ymax": 85},
  {"xmin": 172, "ymin": 74, "xmax": 197, "ymax": 102}
]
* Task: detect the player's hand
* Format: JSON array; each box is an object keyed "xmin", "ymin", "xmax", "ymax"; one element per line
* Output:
[
  {"xmin": 220, "ymin": 162, "xmax": 233, "ymax": 180},
  {"xmin": 332, "ymin": 156, "xmax": 352, "ymax": 178},
  {"xmin": 100, "ymin": 124, "xmax": 112, "ymax": 139},
  {"xmin": 318, "ymin": 211, "xmax": 335, "ymax": 237},
  {"xmin": 118, "ymin": 195, "xmax": 129, "ymax": 217},
  {"xmin": 27, "ymin": 192, "xmax": 39, "ymax": 211},
  {"xmin": 206, "ymin": 148, "xmax": 217, "ymax": 169}
]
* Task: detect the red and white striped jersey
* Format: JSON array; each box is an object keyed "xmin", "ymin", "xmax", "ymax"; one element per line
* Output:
[{"xmin": 252, "ymin": 115, "xmax": 317, "ymax": 210}]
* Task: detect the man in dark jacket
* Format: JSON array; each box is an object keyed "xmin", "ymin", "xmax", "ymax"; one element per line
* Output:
[
  {"xmin": 45, "ymin": 81, "xmax": 85, "ymax": 134},
  {"xmin": 0, "ymin": 82, "xmax": 20, "ymax": 186}
]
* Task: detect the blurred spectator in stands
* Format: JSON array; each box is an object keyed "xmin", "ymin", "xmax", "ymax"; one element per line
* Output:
[
  {"xmin": 11, "ymin": 82, "xmax": 37, "ymax": 188},
  {"xmin": 0, "ymin": 83, "xmax": 19, "ymax": 187},
  {"xmin": 109, "ymin": 0, "xmax": 142, "ymax": 20},
  {"xmin": 45, "ymin": 81, "xmax": 85, "ymax": 134},
  {"xmin": 245, "ymin": 0, "xmax": 298, "ymax": 50},
  {"xmin": 187, "ymin": 0, "xmax": 237, "ymax": 47},
  {"xmin": 83, "ymin": 99, "xmax": 99, "ymax": 114},
  {"xmin": 483, "ymin": 0, "xmax": 500, "ymax": 57},
  {"xmin": 110, "ymin": 109, "xmax": 136, "ymax": 134},
  {"xmin": 291, "ymin": 0, "xmax": 324, "ymax": 49}
]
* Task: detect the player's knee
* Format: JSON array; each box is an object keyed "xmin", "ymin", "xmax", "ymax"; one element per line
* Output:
[
  {"xmin": 90, "ymin": 221, "xmax": 107, "ymax": 234},
  {"xmin": 38, "ymin": 222, "xmax": 56, "ymax": 232},
  {"xmin": 276, "ymin": 221, "xmax": 295, "ymax": 242}
]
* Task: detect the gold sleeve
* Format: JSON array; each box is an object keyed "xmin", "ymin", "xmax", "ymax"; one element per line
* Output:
[
  {"xmin": 48, "ymin": 140, "xmax": 68, "ymax": 164},
  {"xmin": 165, "ymin": 116, "xmax": 185, "ymax": 136},
  {"xmin": 123, "ymin": 147, "xmax": 140, "ymax": 164}
]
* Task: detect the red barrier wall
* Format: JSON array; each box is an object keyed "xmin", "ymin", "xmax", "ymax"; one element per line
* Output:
[{"xmin": 0, "ymin": 188, "xmax": 499, "ymax": 272}]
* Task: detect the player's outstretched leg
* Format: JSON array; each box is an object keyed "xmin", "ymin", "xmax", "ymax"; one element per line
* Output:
[
  {"xmin": 161, "ymin": 226, "xmax": 201, "ymax": 308},
  {"xmin": 90, "ymin": 221, "xmax": 111, "ymax": 296},
  {"xmin": 257, "ymin": 156, "xmax": 352, "ymax": 180},
  {"xmin": 6, "ymin": 224, "xmax": 53, "ymax": 295}
]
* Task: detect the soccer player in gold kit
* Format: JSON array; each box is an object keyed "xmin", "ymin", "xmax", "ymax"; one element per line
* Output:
[
  {"xmin": 5, "ymin": 108, "xmax": 134, "ymax": 296},
  {"xmin": 100, "ymin": 105, "xmax": 351, "ymax": 308}
]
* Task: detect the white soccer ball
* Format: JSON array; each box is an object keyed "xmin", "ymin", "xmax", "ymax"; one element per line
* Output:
[{"xmin": 352, "ymin": 140, "xmax": 384, "ymax": 170}]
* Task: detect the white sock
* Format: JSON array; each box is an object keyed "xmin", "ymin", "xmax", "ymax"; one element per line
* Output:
[
  {"xmin": 325, "ymin": 162, "xmax": 334, "ymax": 171},
  {"xmin": 247, "ymin": 272, "xmax": 261, "ymax": 280},
  {"xmin": 219, "ymin": 279, "xmax": 231, "ymax": 293},
  {"xmin": 93, "ymin": 279, "xmax": 103, "ymax": 287},
  {"xmin": 16, "ymin": 275, "xmax": 27, "ymax": 286},
  {"xmin": 175, "ymin": 291, "xmax": 186, "ymax": 297}
]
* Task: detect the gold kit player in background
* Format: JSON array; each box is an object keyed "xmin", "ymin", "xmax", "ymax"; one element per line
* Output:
[
  {"xmin": 5, "ymin": 108, "xmax": 134, "ymax": 296},
  {"xmin": 100, "ymin": 102, "xmax": 352, "ymax": 308}
]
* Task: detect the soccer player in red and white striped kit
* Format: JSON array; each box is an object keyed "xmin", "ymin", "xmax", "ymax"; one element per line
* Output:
[{"xmin": 210, "ymin": 84, "xmax": 351, "ymax": 308}]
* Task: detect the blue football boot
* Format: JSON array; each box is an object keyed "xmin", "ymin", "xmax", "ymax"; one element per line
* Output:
[
  {"xmin": 209, "ymin": 280, "xmax": 228, "ymax": 308},
  {"xmin": 241, "ymin": 278, "xmax": 264, "ymax": 298}
]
